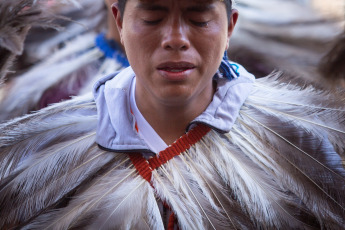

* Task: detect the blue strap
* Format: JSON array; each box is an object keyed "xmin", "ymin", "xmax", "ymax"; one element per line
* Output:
[
  {"xmin": 218, "ymin": 51, "xmax": 240, "ymax": 80},
  {"xmin": 95, "ymin": 33, "xmax": 130, "ymax": 67}
]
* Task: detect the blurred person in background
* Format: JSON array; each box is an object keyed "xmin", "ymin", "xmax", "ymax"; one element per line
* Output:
[
  {"xmin": 0, "ymin": 0, "xmax": 64, "ymax": 81},
  {"xmin": 230, "ymin": 0, "xmax": 344, "ymax": 83},
  {"xmin": 0, "ymin": 0, "xmax": 128, "ymax": 122}
]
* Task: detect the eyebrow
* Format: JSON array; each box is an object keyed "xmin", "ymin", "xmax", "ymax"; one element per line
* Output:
[{"xmin": 186, "ymin": 4, "xmax": 215, "ymax": 13}]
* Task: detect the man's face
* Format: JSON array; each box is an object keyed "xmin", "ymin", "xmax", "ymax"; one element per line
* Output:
[{"xmin": 114, "ymin": 0, "xmax": 237, "ymax": 107}]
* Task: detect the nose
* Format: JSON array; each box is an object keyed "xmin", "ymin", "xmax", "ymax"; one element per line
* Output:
[{"xmin": 161, "ymin": 19, "xmax": 190, "ymax": 51}]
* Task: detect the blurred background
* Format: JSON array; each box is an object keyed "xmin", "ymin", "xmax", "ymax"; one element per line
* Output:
[{"xmin": 230, "ymin": 0, "xmax": 345, "ymax": 81}]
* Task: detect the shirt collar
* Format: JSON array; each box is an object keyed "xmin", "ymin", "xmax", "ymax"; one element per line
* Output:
[{"xmin": 93, "ymin": 65, "xmax": 255, "ymax": 153}]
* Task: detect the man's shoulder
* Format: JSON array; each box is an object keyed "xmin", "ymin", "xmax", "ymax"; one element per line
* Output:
[{"xmin": 241, "ymin": 71, "xmax": 345, "ymax": 152}]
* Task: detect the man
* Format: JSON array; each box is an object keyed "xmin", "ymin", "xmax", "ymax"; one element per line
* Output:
[{"xmin": 0, "ymin": 0, "xmax": 344, "ymax": 229}]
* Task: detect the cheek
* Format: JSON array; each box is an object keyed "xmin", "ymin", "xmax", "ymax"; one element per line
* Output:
[
  {"xmin": 123, "ymin": 21, "xmax": 158, "ymax": 59},
  {"xmin": 194, "ymin": 35, "xmax": 225, "ymax": 67},
  {"xmin": 192, "ymin": 24, "xmax": 228, "ymax": 58},
  {"xmin": 209, "ymin": 19, "xmax": 229, "ymax": 48},
  {"xmin": 122, "ymin": 30, "xmax": 152, "ymax": 72}
]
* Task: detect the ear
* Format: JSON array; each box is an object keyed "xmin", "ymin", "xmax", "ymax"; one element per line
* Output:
[
  {"xmin": 111, "ymin": 3, "xmax": 124, "ymax": 45},
  {"xmin": 225, "ymin": 9, "xmax": 239, "ymax": 50}
]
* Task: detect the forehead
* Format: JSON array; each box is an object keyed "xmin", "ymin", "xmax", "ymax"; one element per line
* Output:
[{"xmin": 135, "ymin": 0, "xmax": 220, "ymax": 7}]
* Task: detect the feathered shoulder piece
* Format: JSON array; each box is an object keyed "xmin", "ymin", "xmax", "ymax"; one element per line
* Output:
[
  {"xmin": 234, "ymin": 73, "xmax": 345, "ymax": 228},
  {"xmin": 0, "ymin": 93, "xmax": 97, "ymax": 179},
  {"xmin": 245, "ymin": 72, "xmax": 345, "ymax": 157},
  {"xmin": 0, "ymin": 73, "xmax": 344, "ymax": 229}
]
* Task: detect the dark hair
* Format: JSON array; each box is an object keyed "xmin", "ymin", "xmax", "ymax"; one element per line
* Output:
[{"xmin": 117, "ymin": 0, "xmax": 233, "ymax": 22}]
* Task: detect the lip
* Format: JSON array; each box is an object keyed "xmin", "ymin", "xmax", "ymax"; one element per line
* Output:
[{"xmin": 156, "ymin": 61, "xmax": 196, "ymax": 81}]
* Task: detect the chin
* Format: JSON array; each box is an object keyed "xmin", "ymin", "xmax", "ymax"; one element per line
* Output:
[{"xmin": 155, "ymin": 91, "xmax": 192, "ymax": 106}]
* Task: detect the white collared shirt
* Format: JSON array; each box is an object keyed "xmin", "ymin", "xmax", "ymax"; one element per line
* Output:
[{"xmin": 129, "ymin": 78, "xmax": 168, "ymax": 154}]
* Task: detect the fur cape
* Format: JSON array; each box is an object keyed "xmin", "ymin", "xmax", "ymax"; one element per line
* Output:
[{"xmin": 0, "ymin": 74, "xmax": 344, "ymax": 229}]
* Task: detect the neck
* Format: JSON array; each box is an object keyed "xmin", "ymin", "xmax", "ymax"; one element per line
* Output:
[{"xmin": 136, "ymin": 82, "xmax": 215, "ymax": 145}]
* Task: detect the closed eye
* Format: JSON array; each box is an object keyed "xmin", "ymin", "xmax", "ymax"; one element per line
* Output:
[
  {"xmin": 190, "ymin": 20, "xmax": 209, "ymax": 27},
  {"xmin": 142, "ymin": 19, "xmax": 163, "ymax": 25}
]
